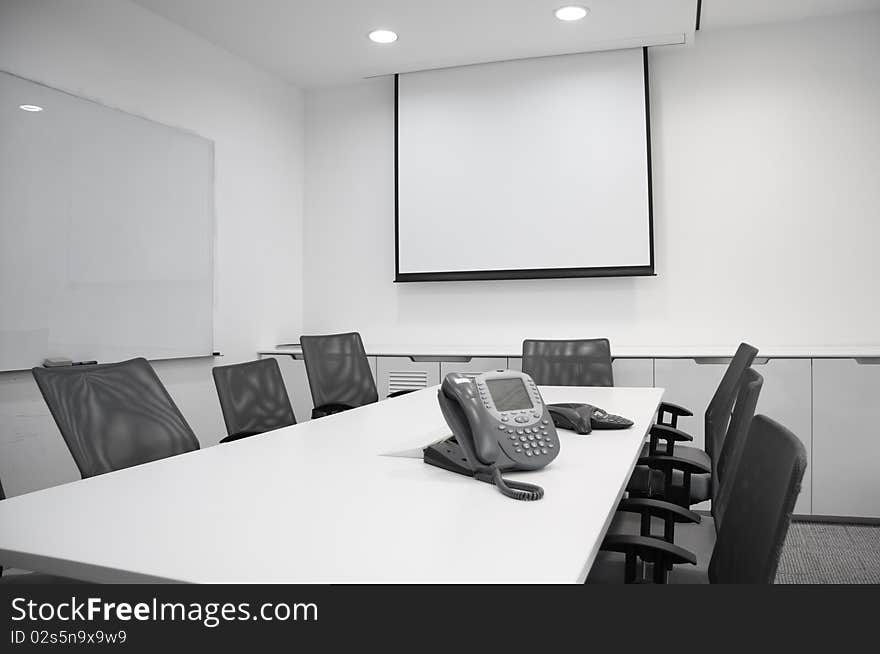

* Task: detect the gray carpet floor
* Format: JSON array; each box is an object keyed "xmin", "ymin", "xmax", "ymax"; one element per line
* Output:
[{"xmin": 776, "ymin": 522, "xmax": 880, "ymax": 584}]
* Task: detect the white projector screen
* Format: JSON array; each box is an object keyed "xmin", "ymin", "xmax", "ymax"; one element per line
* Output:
[{"xmin": 395, "ymin": 47, "xmax": 653, "ymax": 281}]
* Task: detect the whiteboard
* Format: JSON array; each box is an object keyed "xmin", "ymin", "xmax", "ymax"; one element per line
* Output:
[
  {"xmin": 396, "ymin": 48, "xmax": 652, "ymax": 281},
  {"xmin": 0, "ymin": 71, "xmax": 214, "ymax": 371}
]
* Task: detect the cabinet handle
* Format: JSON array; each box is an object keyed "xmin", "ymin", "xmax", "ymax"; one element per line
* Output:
[
  {"xmin": 855, "ymin": 357, "xmax": 880, "ymax": 365},
  {"xmin": 410, "ymin": 356, "xmax": 471, "ymax": 363},
  {"xmin": 752, "ymin": 358, "xmax": 769, "ymax": 365},
  {"xmin": 694, "ymin": 357, "xmax": 732, "ymax": 365}
]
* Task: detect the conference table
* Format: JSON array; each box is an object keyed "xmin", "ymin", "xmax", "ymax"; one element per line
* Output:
[{"xmin": 0, "ymin": 385, "xmax": 664, "ymax": 583}]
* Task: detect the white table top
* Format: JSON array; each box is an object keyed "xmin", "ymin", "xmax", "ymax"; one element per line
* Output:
[
  {"xmin": 0, "ymin": 386, "xmax": 663, "ymax": 583},
  {"xmin": 261, "ymin": 343, "xmax": 880, "ymax": 359}
]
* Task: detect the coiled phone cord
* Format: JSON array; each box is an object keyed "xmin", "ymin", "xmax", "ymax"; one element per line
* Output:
[{"xmin": 489, "ymin": 466, "xmax": 545, "ymax": 501}]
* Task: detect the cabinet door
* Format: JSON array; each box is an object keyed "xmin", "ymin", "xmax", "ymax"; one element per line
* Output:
[
  {"xmin": 506, "ymin": 357, "xmax": 653, "ymax": 387},
  {"xmin": 751, "ymin": 359, "xmax": 812, "ymax": 515},
  {"xmin": 653, "ymin": 358, "xmax": 729, "ymax": 452},
  {"xmin": 440, "ymin": 357, "xmax": 507, "ymax": 378},
  {"xmin": 376, "ymin": 357, "xmax": 441, "ymax": 396},
  {"xmin": 812, "ymin": 358, "xmax": 880, "ymax": 518},
  {"xmin": 612, "ymin": 359, "xmax": 654, "ymax": 387}
]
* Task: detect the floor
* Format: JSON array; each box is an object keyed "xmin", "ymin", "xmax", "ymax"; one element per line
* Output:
[{"xmin": 776, "ymin": 522, "xmax": 880, "ymax": 584}]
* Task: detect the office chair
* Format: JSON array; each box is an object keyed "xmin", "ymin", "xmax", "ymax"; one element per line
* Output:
[
  {"xmin": 300, "ymin": 332, "xmax": 410, "ymax": 420},
  {"xmin": 649, "ymin": 342, "xmax": 758, "ymax": 460},
  {"xmin": 520, "ymin": 338, "xmax": 670, "ymax": 496},
  {"xmin": 521, "ymin": 338, "xmax": 614, "ymax": 387},
  {"xmin": 589, "ymin": 414, "xmax": 806, "ymax": 583},
  {"xmin": 32, "ymin": 358, "xmax": 200, "ymax": 479},
  {"xmin": 0, "ymin": 476, "xmax": 81, "ymax": 584},
  {"xmin": 212, "ymin": 358, "xmax": 296, "ymax": 443},
  {"xmin": 602, "ymin": 368, "xmax": 764, "ymax": 571},
  {"xmin": 629, "ymin": 342, "xmax": 759, "ymax": 506}
]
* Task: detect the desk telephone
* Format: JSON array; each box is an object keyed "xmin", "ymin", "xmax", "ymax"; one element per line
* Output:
[{"xmin": 426, "ymin": 370, "xmax": 560, "ymax": 501}]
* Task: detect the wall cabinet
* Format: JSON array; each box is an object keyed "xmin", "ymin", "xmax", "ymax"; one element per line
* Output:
[{"xmin": 812, "ymin": 358, "xmax": 880, "ymax": 518}]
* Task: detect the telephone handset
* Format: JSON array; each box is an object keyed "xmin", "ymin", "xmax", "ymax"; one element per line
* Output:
[{"xmin": 429, "ymin": 370, "xmax": 560, "ymax": 501}]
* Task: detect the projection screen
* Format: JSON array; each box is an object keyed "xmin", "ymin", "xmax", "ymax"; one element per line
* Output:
[{"xmin": 395, "ymin": 47, "xmax": 654, "ymax": 282}]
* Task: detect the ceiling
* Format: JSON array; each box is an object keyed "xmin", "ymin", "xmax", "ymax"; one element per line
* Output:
[
  {"xmin": 700, "ymin": 0, "xmax": 880, "ymax": 30},
  {"xmin": 131, "ymin": 0, "xmax": 880, "ymax": 88}
]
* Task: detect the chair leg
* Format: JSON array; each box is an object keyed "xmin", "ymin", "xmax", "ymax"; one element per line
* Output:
[
  {"xmin": 652, "ymin": 560, "xmax": 669, "ymax": 584},
  {"xmin": 624, "ymin": 552, "xmax": 637, "ymax": 583}
]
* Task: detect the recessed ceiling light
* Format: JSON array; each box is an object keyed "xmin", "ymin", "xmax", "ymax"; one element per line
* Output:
[
  {"xmin": 19, "ymin": 104, "xmax": 43, "ymax": 112},
  {"xmin": 555, "ymin": 6, "xmax": 588, "ymax": 21},
  {"xmin": 368, "ymin": 29, "xmax": 398, "ymax": 44}
]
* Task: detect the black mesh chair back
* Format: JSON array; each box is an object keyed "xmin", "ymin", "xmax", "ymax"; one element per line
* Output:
[
  {"xmin": 711, "ymin": 367, "xmax": 763, "ymax": 526},
  {"xmin": 703, "ymin": 342, "xmax": 758, "ymax": 464},
  {"xmin": 708, "ymin": 415, "xmax": 806, "ymax": 583},
  {"xmin": 521, "ymin": 339, "xmax": 614, "ymax": 387},
  {"xmin": 300, "ymin": 332, "xmax": 379, "ymax": 410},
  {"xmin": 32, "ymin": 358, "xmax": 199, "ymax": 478},
  {"xmin": 212, "ymin": 358, "xmax": 296, "ymax": 442}
]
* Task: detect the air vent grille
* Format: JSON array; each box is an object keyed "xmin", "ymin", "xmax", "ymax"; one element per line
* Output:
[{"xmin": 389, "ymin": 370, "xmax": 429, "ymax": 393}]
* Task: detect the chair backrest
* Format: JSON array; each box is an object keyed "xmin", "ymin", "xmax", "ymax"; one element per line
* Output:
[
  {"xmin": 703, "ymin": 342, "xmax": 759, "ymax": 464},
  {"xmin": 32, "ymin": 358, "xmax": 199, "ymax": 478},
  {"xmin": 708, "ymin": 415, "xmax": 807, "ymax": 584},
  {"xmin": 711, "ymin": 367, "xmax": 763, "ymax": 526},
  {"xmin": 300, "ymin": 332, "xmax": 379, "ymax": 408},
  {"xmin": 521, "ymin": 338, "xmax": 614, "ymax": 387},
  {"xmin": 212, "ymin": 358, "xmax": 296, "ymax": 439}
]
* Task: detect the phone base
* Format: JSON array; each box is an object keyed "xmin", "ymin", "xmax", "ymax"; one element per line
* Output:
[{"xmin": 423, "ymin": 439, "xmax": 476, "ymax": 477}]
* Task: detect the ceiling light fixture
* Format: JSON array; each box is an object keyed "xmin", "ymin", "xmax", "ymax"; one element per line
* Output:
[
  {"xmin": 555, "ymin": 6, "xmax": 588, "ymax": 21},
  {"xmin": 368, "ymin": 29, "xmax": 398, "ymax": 44},
  {"xmin": 19, "ymin": 104, "xmax": 43, "ymax": 112}
]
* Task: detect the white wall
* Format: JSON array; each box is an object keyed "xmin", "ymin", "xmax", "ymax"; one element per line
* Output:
[
  {"xmin": 303, "ymin": 11, "xmax": 880, "ymax": 350},
  {"xmin": 0, "ymin": 0, "xmax": 304, "ymax": 496}
]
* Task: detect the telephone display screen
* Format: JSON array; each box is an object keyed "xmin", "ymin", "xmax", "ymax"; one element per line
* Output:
[{"xmin": 486, "ymin": 378, "xmax": 533, "ymax": 412}]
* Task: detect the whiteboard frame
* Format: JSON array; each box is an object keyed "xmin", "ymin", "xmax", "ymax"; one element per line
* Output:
[{"xmin": 0, "ymin": 70, "xmax": 216, "ymax": 372}]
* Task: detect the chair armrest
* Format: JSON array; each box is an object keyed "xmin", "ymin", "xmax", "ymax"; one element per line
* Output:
[
  {"xmin": 657, "ymin": 401, "xmax": 693, "ymax": 428},
  {"xmin": 647, "ymin": 423, "xmax": 693, "ymax": 456},
  {"xmin": 387, "ymin": 389, "xmax": 416, "ymax": 398},
  {"xmin": 638, "ymin": 454, "xmax": 711, "ymax": 477},
  {"xmin": 600, "ymin": 534, "xmax": 697, "ymax": 583},
  {"xmin": 311, "ymin": 403, "xmax": 356, "ymax": 419},
  {"xmin": 637, "ymin": 454, "xmax": 710, "ymax": 509},
  {"xmin": 618, "ymin": 498, "xmax": 702, "ymax": 524},
  {"xmin": 616, "ymin": 497, "xmax": 701, "ymax": 543}
]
